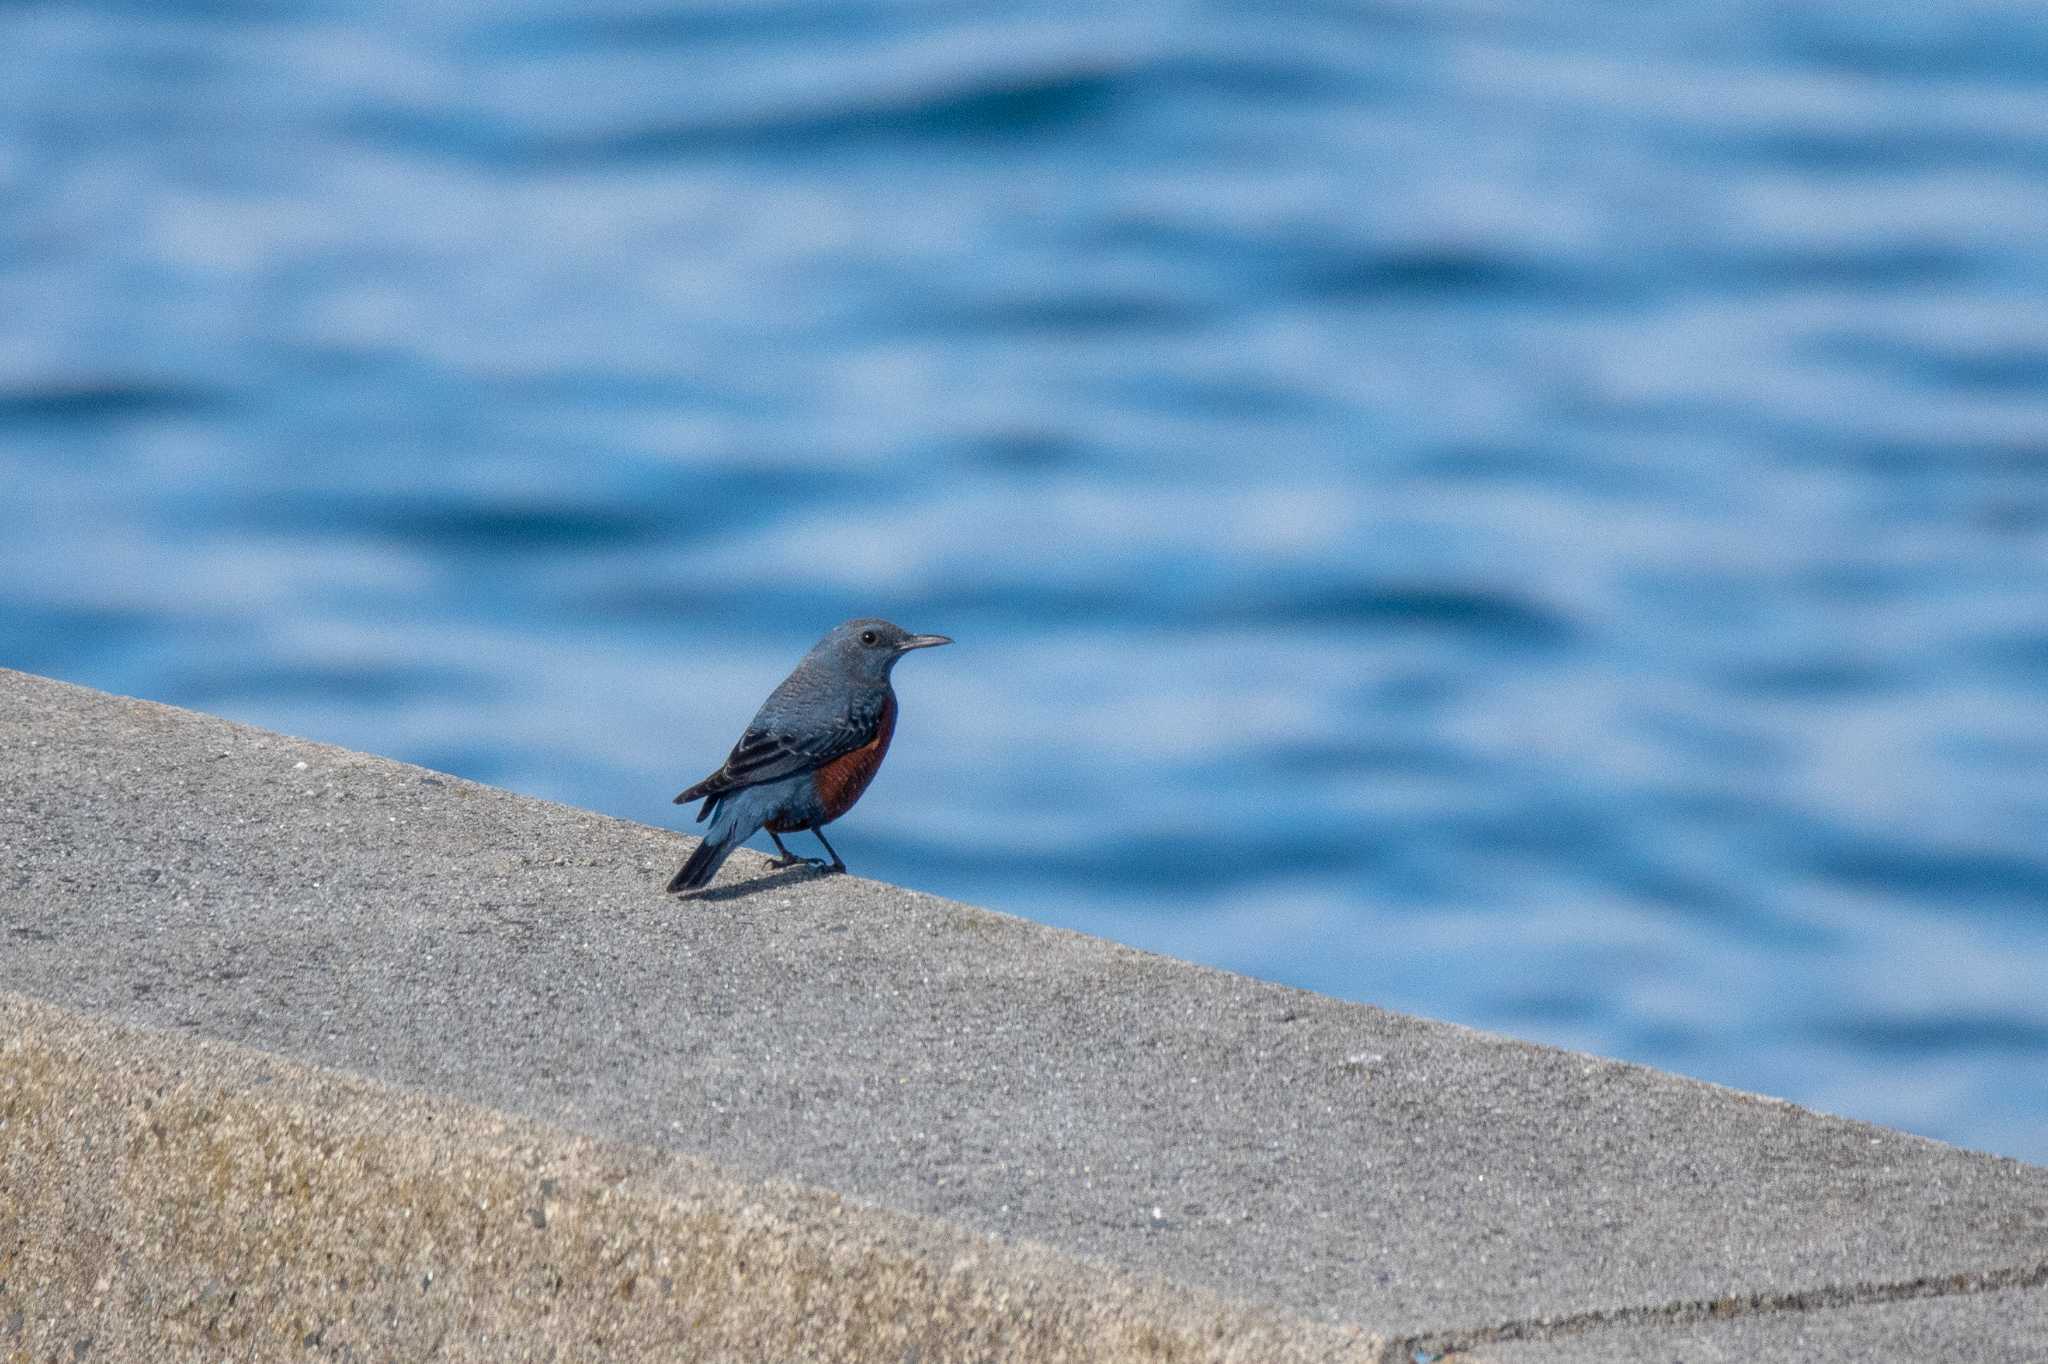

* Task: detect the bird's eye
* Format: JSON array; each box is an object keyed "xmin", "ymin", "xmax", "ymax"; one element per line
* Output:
[{"xmin": 859, "ymin": 629, "xmax": 878, "ymax": 645}]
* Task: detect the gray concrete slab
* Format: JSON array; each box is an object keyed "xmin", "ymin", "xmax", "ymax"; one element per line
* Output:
[
  {"xmin": 1469, "ymin": 1286, "xmax": 2048, "ymax": 1364},
  {"xmin": 4, "ymin": 991, "xmax": 1380, "ymax": 1363},
  {"xmin": 4, "ymin": 667, "xmax": 2046, "ymax": 1357}
]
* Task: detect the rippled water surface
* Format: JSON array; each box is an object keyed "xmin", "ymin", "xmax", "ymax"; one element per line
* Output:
[{"xmin": 6, "ymin": 1, "xmax": 2047, "ymax": 1162}]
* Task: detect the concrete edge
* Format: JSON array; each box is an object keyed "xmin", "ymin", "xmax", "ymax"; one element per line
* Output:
[{"xmin": 0, "ymin": 992, "xmax": 1384, "ymax": 1364}]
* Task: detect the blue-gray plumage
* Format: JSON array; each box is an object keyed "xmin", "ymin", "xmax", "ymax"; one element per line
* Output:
[{"xmin": 667, "ymin": 618, "xmax": 951, "ymax": 894}]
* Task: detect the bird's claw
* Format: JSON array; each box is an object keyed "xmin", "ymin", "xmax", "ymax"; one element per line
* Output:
[{"xmin": 768, "ymin": 854, "xmax": 827, "ymax": 871}]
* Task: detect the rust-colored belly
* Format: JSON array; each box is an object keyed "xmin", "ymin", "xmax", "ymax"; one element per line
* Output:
[{"xmin": 768, "ymin": 696, "xmax": 896, "ymax": 831}]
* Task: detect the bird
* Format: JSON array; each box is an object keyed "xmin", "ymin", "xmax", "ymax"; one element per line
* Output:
[{"xmin": 666, "ymin": 618, "xmax": 952, "ymax": 894}]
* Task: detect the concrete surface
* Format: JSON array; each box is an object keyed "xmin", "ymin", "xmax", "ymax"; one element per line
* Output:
[
  {"xmin": 2, "ymin": 665, "xmax": 2045, "ymax": 1361},
  {"xmin": 2, "ymin": 992, "xmax": 1373, "ymax": 1363}
]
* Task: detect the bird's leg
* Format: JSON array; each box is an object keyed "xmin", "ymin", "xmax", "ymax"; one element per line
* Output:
[
  {"xmin": 810, "ymin": 826, "xmax": 847, "ymax": 874},
  {"xmin": 766, "ymin": 829, "xmax": 825, "ymax": 870}
]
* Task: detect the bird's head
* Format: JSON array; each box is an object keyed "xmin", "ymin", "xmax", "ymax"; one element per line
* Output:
[{"xmin": 814, "ymin": 618, "xmax": 952, "ymax": 685}]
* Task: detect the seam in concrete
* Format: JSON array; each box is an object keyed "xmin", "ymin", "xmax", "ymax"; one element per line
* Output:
[{"xmin": 1396, "ymin": 1259, "xmax": 2048, "ymax": 1362}]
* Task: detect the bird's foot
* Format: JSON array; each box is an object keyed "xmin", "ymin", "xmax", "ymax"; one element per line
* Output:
[{"xmin": 767, "ymin": 854, "xmax": 827, "ymax": 871}]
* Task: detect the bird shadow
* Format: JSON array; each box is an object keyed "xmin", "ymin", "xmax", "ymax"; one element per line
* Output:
[{"xmin": 679, "ymin": 861, "xmax": 837, "ymax": 904}]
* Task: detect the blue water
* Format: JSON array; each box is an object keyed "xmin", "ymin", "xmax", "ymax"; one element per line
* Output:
[{"xmin": 5, "ymin": 1, "xmax": 2047, "ymax": 1164}]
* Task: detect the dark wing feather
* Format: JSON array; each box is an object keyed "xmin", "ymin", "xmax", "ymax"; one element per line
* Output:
[{"xmin": 673, "ymin": 700, "xmax": 884, "ymax": 816}]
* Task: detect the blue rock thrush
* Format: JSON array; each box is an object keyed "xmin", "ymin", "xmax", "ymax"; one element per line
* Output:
[{"xmin": 667, "ymin": 618, "xmax": 952, "ymax": 893}]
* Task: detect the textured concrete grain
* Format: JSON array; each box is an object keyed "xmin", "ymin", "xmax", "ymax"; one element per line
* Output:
[
  {"xmin": 2, "ymin": 666, "xmax": 2046, "ymax": 1359},
  {"xmin": 0, "ymin": 994, "xmax": 1377, "ymax": 1363}
]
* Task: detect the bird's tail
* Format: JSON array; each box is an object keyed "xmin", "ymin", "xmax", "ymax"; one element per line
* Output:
[
  {"xmin": 666, "ymin": 787, "xmax": 769, "ymax": 893},
  {"xmin": 667, "ymin": 834, "xmax": 735, "ymax": 893}
]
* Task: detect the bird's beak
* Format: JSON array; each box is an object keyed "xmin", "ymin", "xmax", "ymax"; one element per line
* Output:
[{"xmin": 896, "ymin": 634, "xmax": 953, "ymax": 652}]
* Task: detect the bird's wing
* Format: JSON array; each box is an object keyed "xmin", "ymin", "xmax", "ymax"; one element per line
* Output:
[{"xmin": 674, "ymin": 700, "xmax": 884, "ymax": 807}]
